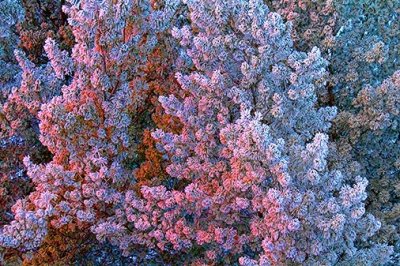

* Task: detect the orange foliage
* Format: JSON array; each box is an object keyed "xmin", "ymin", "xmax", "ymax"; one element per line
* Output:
[
  {"xmin": 134, "ymin": 130, "xmax": 166, "ymax": 193},
  {"xmin": 22, "ymin": 229, "xmax": 92, "ymax": 266},
  {"xmin": 134, "ymin": 36, "xmax": 184, "ymax": 191}
]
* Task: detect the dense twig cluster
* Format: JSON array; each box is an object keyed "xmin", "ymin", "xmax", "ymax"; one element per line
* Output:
[{"xmin": 0, "ymin": 0, "xmax": 398, "ymax": 265}]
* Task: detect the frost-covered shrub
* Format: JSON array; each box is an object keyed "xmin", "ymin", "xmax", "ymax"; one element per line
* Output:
[
  {"xmin": 266, "ymin": 0, "xmax": 399, "ymax": 108},
  {"xmin": 0, "ymin": 136, "xmax": 32, "ymax": 226},
  {"xmin": 0, "ymin": 0, "xmax": 26, "ymax": 228},
  {"xmin": 134, "ymin": 2, "xmax": 188, "ymax": 191},
  {"xmin": 266, "ymin": 4, "xmax": 399, "ymax": 262},
  {"xmin": 3, "ymin": 48, "xmax": 67, "ymax": 139},
  {"xmin": 0, "ymin": 2, "xmax": 52, "ymax": 262},
  {"xmin": 0, "ymin": 0, "xmax": 397, "ymax": 265},
  {"xmin": 0, "ymin": 46, "xmax": 65, "ymax": 234},
  {"xmin": 16, "ymin": 0, "xmax": 74, "ymax": 65},
  {"xmin": 84, "ymin": 0, "xmax": 391, "ymax": 264},
  {"xmin": 266, "ymin": 0, "xmax": 337, "ymax": 52},
  {"xmin": 334, "ymin": 71, "xmax": 400, "ymax": 263},
  {"xmin": 0, "ymin": 0, "xmax": 23, "ymax": 93},
  {"xmin": 0, "ymin": 0, "xmax": 181, "ymax": 258},
  {"xmin": 331, "ymin": 0, "xmax": 399, "ymax": 108}
]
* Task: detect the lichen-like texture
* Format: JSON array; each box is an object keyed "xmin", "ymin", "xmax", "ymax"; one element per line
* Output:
[{"xmin": 0, "ymin": 0, "xmax": 398, "ymax": 265}]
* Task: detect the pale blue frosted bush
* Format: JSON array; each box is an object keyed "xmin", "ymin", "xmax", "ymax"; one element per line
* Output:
[{"xmin": 151, "ymin": 0, "xmax": 393, "ymax": 264}]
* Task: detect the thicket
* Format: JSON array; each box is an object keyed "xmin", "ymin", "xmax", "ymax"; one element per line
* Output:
[{"xmin": 0, "ymin": 0, "xmax": 398, "ymax": 265}]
